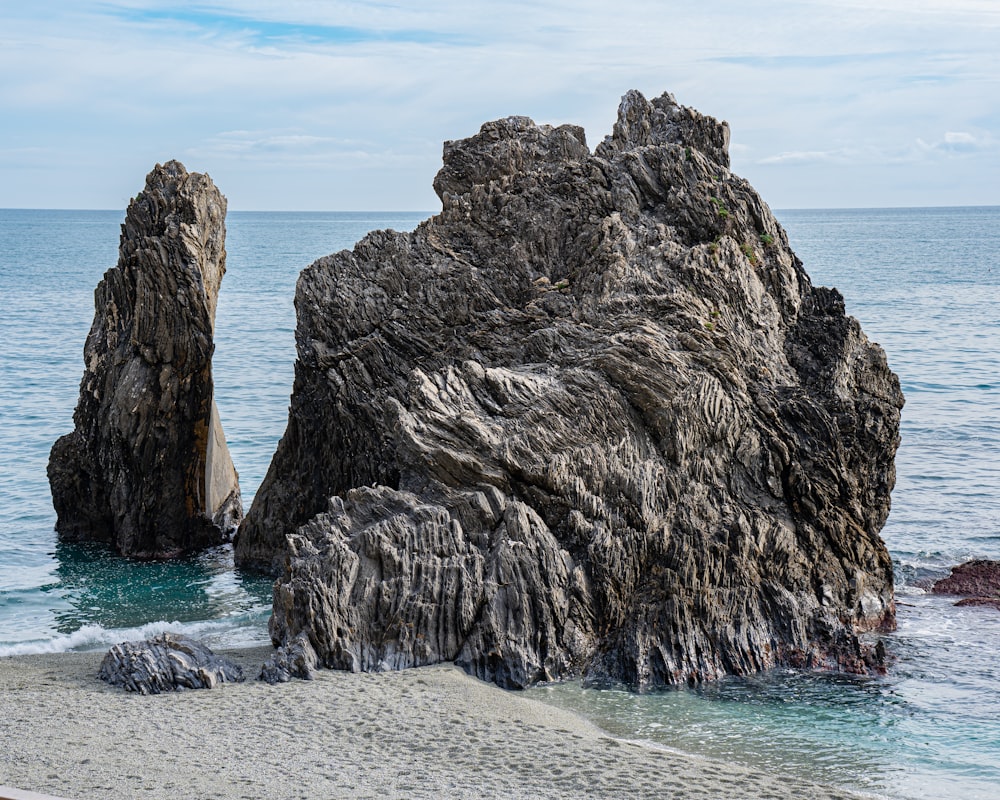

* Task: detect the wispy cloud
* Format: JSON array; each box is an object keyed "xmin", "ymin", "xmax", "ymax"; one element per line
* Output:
[
  {"xmin": 1, "ymin": 0, "xmax": 999, "ymax": 209},
  {"xmin": 710, "ymin": 52, "xmax": 906, "ymax": 69},
  {"xmin": 106, "ymin": 5, "xmax": 479, "ymax": 47},
  {"xmin": 185, "ymin": 129, "xmax": 430, "ymax": 170},
  {"xmin": 758, "ymin": 150, "xmax": 854, "ymax": 165},
  {"xmin": 945, "ymin": 131, "xmax": 977, "ymax": 144},
  {"xmin": 916, "ymin": 130, "xmax": 997, "ymax": 154},
  {"xmin": 759, "ymin": 131, "xmax": 997, "ymax": 169}
]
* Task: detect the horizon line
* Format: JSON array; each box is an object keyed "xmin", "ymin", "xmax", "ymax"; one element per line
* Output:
[{"xmin": 3, "ymin": 203, "xmax": 1000, "ymax": 214}]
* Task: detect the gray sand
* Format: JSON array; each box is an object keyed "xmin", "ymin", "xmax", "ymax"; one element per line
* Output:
[{"xmin": 0, "ymin": 648, "xmax": 870, "ymax": 799}]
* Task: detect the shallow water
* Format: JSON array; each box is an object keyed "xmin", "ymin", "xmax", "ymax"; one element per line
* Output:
[{"xmin": 1, "ymin": 205, "xmax": 998, "ymax": 798}]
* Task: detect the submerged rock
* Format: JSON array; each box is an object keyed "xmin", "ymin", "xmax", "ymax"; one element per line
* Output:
[
  {"xmin": 98, "ymin": 633, "xmax": 245, "ymax": 694},
  {"xmin": 48, "ymin": 161, "xmax": 242, "ymax": 558},
  {"xmin": 955, "ymin": 597, "xmax": 1000, "ymax": 611},
  {"xmin": 236, "ymin": 90, "xmax": 903, "ymax": 689}
]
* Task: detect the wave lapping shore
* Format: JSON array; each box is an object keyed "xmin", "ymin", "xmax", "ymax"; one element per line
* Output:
[{"xmin": 0, "ymin": 649, "xmax": 868, "ymax": 800}]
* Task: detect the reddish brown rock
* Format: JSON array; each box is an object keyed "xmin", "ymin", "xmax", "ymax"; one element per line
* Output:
[
  {"xmin": 933, "ymin": 559, "xmax": 1000, "ymax": 602},
  {"xmin": 955, "ymin": 597, "xmax": 1000, "ymax": 611}
]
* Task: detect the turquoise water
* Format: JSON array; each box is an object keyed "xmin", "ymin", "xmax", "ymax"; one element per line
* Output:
[
  {"xmin": 0, "ymin": 209, "xmax": 425, "ymax": 653},
  {"xmin": 1, "ymin": 206, "xmax": 998, "ymax": 798}
]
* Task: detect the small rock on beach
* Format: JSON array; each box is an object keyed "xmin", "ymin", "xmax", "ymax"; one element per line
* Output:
[{"xmin": 98, "ymin": 632, "xmax": 246, "ymax": 694}]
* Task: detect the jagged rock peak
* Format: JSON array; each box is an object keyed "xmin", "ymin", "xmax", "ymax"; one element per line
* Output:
[
  {"xmin": 432, "ymin": 90, "xmax": 730, "ymax": 202},
  {"xmin": 236, "ymin": 90, "xmax": 902, "ymax": 691},
  {"xmin": 47, "ymin": 160, "xmax": 242, "ymax": 558},
  {"xmin": 433, "ymin": 115, "xmax": 590, "ymax": 199},
  {"xmin": 596, "ymin": 89, "xmax": 731, "ymax": 167}
]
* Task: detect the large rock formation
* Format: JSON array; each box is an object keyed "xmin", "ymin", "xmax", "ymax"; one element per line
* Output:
[
  {"xmin": 237, "ymin": 90, "xmax": 903, "ymax": 689},
  {"xmin": 48, "ymin": 161, "xmax": 242, "ymax": 558}
]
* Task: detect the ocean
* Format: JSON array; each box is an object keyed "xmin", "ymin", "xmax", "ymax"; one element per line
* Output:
[{"xmin": 1, "ymin": 206, "xmax": 998, "ymax": 798}]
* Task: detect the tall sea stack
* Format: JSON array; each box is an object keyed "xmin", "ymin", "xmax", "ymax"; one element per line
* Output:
[
  {"xmin": 48, "ymin": 160, "xmax": 242, "ymax": 558},
  {"xmin": 237, "ymin": 90, "xmax": 903, "ymax": 689}
]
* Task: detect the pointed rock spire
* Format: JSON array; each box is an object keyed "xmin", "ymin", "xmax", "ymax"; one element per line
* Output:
[{"xmin": 48, "ymin": 160, "xmax": 242, "ymax": 558}]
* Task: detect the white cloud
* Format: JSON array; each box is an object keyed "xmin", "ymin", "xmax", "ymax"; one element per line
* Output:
[
  {"xmin": 184, "ymin": 129, "xmax": 430, "ymax": 171},
  {"xmin": 1, "ymin": 1, "xmax": 999, "ymax": 209},
  {"xmin": 758, "ymin": 150, "xmax": 847, "ymax": 165},
  {"xmin": 760, "ymin": 131, "xmax": 997, "ymax": 168},
  {"xmin": 913, "ymin": 130, "xmax": 997, "ymax": 157},
  {"xmin": 944, "ymin": 131, "xmax": 977, "ymax": 144}
]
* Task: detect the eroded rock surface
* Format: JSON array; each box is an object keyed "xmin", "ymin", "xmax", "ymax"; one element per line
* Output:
[
  {"xmin": 98, "ymin": 633, "xmax": 245, "ymax": 694},
  {"xmin": 48, "ymin": 161, "xmax": 242, "ymax": 558},
  {"xmin": 259, "ymin": 633, "xmax": 319, "ymax": 684},
  {"xmin": 237, "ymin": 90, "xmax": 903, "ymax": 689}
]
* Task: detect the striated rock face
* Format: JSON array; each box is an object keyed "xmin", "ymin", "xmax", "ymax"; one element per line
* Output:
[
  {"xmin": 98, "ymin": 633, "xmax": 245, "ymax": 693},
  {"xmin": 259, "ymin": 633, "xmax": 319, "ymax": 684},
  {"xmin": 48, "ymin": 161, "xmax": 241, "ymax": 558},
  {"xmin": 236, "ymin": 90, "xmax": 903, "ymax": 689}
]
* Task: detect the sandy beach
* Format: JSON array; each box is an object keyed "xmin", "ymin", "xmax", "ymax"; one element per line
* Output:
[{"xmin": 0, "ymin": 647, "xmax": 870, "ymax": 800}]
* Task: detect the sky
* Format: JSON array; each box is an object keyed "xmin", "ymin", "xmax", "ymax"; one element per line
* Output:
[{"xmin": 1, "ymin": 1, "xmax": 998, "ymax": 211}]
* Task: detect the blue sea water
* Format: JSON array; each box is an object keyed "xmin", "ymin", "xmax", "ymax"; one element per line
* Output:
[
  {"xmin": 1, "ymin": 206, "xmax": 998, "ymax": 798},
  {"xmin": 0, "ymin": 209, "xmax": 426, "ymax": 653}
]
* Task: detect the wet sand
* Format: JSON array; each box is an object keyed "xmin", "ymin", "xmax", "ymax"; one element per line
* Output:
[{"xmin": 0, "ymin": 648, "xmax": 870, "ymax": 799}]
